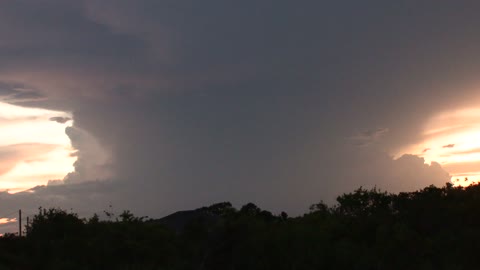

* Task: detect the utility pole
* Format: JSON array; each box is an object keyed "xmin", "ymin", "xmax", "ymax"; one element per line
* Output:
[
  {"xmin": 26, "ymin": 216, "xmax": 29, "ymax": 236},
  {"xmin": 18, "ymin": 209, "xmax": 22, "ymax": 237}
]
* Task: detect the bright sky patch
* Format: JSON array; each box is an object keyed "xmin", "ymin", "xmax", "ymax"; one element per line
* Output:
[
  {"xmin": 396, "ymin": 107, "xmax": 480, "ymax": 186},
  {"xmin": 0, "ymin": 102, "xmax": 76, "ymax": 193}
]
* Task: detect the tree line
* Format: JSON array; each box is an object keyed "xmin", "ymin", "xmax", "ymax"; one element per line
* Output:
[{"xmin": 1, "ymin": 182, "xmax": 480, "ymax": 269}]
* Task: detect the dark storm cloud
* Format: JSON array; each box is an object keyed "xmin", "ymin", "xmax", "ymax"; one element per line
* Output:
[
  {"xmin": 2, "ymin": 1, "xmax": 480, "ymax": 228},
  {"xmin": 349, "ymin": 127, "xmax": 389, "ymax": 147},
  {"xmin": 0, "ymin": 82, "xmax": 45, "ymax": 103}
]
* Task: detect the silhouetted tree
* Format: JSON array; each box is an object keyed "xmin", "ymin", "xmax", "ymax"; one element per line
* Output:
[{"xmin": 3, "ymin": 182, "xmax": 480, "ymax": 269}]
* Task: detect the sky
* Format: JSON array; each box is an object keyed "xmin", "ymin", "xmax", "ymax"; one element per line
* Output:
[{"xmin": 3, "ymin": 1, "xmax": 480, "ymax": 232}]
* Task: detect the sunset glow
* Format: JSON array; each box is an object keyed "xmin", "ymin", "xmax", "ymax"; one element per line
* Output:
[
  {"xmin": 0, "ymin": 218, "xmax": 16, "ymax": 225},
  {"xmin": 0, "ymin": 102, "xmax": 76, "ymax": 193},
  {"xmin": 396, "ymin": 107, "xmax": 480, "ymax": 186}
]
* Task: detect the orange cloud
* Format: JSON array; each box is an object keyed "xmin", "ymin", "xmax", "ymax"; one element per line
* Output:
[{"xmin": 0, "ymin": 218, "xmax": 16, "ymax": 225}]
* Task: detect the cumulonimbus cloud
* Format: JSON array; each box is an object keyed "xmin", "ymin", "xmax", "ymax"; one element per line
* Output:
[{"xmin": 0, "ymin": 1, "xmax": 477, "ymax": 234}]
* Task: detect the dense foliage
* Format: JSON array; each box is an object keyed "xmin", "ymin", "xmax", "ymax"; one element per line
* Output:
[{"xmin": 2, "ymin": 182, "xmax": 480, "ymax": 269}]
